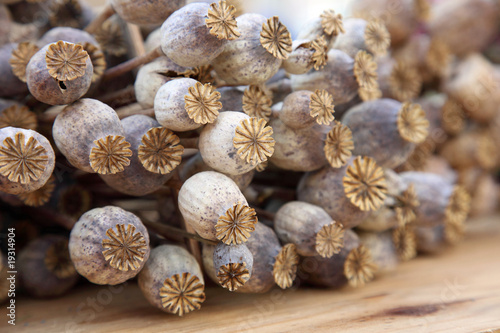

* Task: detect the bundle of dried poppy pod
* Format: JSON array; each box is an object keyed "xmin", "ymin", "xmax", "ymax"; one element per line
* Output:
[{"xmin": 0, "ymin": 0, "xmax": 499, "ymax": 318}]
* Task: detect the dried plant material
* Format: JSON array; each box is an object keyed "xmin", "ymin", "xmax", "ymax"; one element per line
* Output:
[
  {"xmin": 414, "ymin": 0, "xmax": 431, "ymax": 22},
  {"xmin": 426, "ymin": 39, "xmax": 450, "ymax": 77},
  {"xmin": 179, "ymin": 65, "xmax": 215, "ymax": 85},
  {"xmin": 260, "ymin": 16, "xmax": 292, "ymax": 60},
  {"xmin": 343, "ymin": 156, "xmax": 387, "ymax": 211},
  {"xmin": 217, "ymin": 262, "xmax": 250, "ymax": 291},
  {"xmin": 476, "ymin": 134, "xmax": 497, "ymax": 170},
  {"xmin": 320, "ymin": 9, "xmax": 345, "ymax": 36},
  {"xmin": 273, "ymin": 244, "xmax": 299, "ymax": 289},
  {"xmin": 0, "ymin": 105, "xmax": 38, "ymax": 130},
  {"xmin": 80, "ymin": 42, "xmax": 106, "ymax": 83},
  {"xmin": 89, "ymin": 135, "xmax": 132, "ymax": 174},
  {"xmin": 205, "ymin": 0, "xmax": 240, "ymax": 40},
  {"xmin": 18, "ymin": 176, "xmax": 55, "ymax": 207},
  {"xmin": 233, "ymin": 117, "xmax": 275, "ymax": 165},
  {"xmin": 255, "ymin": 161, "xmax": 267, "ymax": 172},
  {"xmin": 184, "ymin": 82, "xmax": 222, "ymax": 124},
  {"xmin": 9, "ymin": 42, "xmax": 39, "ymax": 82},
  {"xmin": 315, "ymin": 222, "xmax": 345, "ymax": 258},
  {"xmin": 310, "ymin": 36, "xmax": 328, "ymax": 70},
  {"xmin": 389, "ymin": 61, "xmax": 422, "ymax": 101},
  {"xmin": 242, "ymin": 85, "xmax": 272, "ymax": 121},
  {"xmin": 395, "ymin": 183, "xmax": 420, "ymax": 226},
  {"xmin": 441, "ymin": 98, "xmax": 466, "ymax": 136},
  {"xmin": 215, "ymin": 203, "xmax": 258, "ymax": 245},
  {"xmin": 324, "ymin": 122, "xmax": 354, "ymax": 168},
  {"xmin": 392, "ymin": 224, "xmax": 417, "ymax": 261},
  {"xmin": 354, "ymin": 51, "xmax": 378, "ymax": 89},
  {"xmin": 49, "ymin": 0, "xmax": 83, "ymax": 28},
  {"xmin": 309, "ymin": 89, "xmax": 335, "ymax": 125},
  {"xmin": 0, "ymin": 132, "xmax": 49, "ymax": 184},
  {"xmin": 44, "ymin": 239, "xmax": 76, "ymax": 279},
  {"xmin": 397, "ymin": 102, "xmax": 429, "ymax": 144},
  {"xmin": 102, "ymin": 224, "xmax": 148, "ymax": 271},
  {"xmin": 46, "ymin": 41, "xmax": 89, "ymax": 81},
  {"xmin": 399, "ymin": 137, "xmax": 435, "ymax": 171},
  {"xmin": 364, "ymin": 20, "xmax": 391, "ymax": 56},
  {"xmin": 358, "ymin": 84, "xmax": 382, "ymax": 101},
  {"xmin": 344, "ymin": 245, "xmax": 377, "ymax": 287},
  {"xmin": 95, "ymin": 18, "xmax": 128, "ymax": 57},
  {"xmin": 445, "ymin": 186, "xmax": 471, "ymax": 225},
  {"xmin": 159, "ymin": 272, "xmax": 205, "ymax": 316},
  {"xmin": 444, "ymin": 218, "xmax": 465, "ymax": 245},
  {"xmin": 138, "ymin": 127, "xmax": 184, "ymax": 174}
]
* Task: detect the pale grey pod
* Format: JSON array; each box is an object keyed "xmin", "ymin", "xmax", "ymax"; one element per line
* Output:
[
  {"xmin": 357, "ymin": 207, "xmax": 398, "ymax": 232},
  {"xmin": 333, "ymin": 18, "xmax": 375, "ymax": 58},
  {"xmin": 279, "ymin": 90, "xmax": 315, "ymax": 129},
  {"xmin": 111, "ymin": 0, "xmax": 186, "ymax": 26},
  {"xmin": 0, "ymin": 43, "xmax": 27, "ymax": 97},
  {"xmin": 358, "ymin": 231, "xmax": 398, "ymax": 273},
  {"xmin": 283, "ymin": 40, "xmax": 315, "ymax": 75},
  {"xmin": 37, "ymin": 27, "xmax": 98, "ymax": 47},
  {"xmin": 213, "ymin": 242, "xmax": 254, "ymax": 291},
  {"xmin": 144, "ymin": 27, "xmax": 161, "ymax": 53},
  {"xmin": 296, "ymin": 16, "xmax": 336, "ymax": 50}
]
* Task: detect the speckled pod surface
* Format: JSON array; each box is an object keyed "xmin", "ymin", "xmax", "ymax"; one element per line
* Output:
[
  {"xmin": 279, "ymin": 90, "xmax": 315, "ymax": 129},
  {"xmin": 213, "ymin": 243, "xmax": 254, "ymax": 277},
  {"xmin": 69, "ymin": 206, "xmax": 150, "ymax": 285},
  {"xmin": 138, "ymin": 245, "xmax": 204, "ymax": 312},
  {"xmin": 26, "ymin": 43, "xmax": 93, "ymax": 105},
  {"xmin": 52, "ymin": 98, "xmax": 124, "ymax": 173},
  {"xmin": 211, "ymin": 13, "xmax": 281, "ymax": 86},
  {"xmin": 37, "ymin": 27, "xmax": 98, "ymax": 48},
  {"xmin": 358, "ymin": 231, "xmax": 398, "ymax": 273},
  {"xmin": 199, "ymin": 111, "xmax": 256, "ymax": 175},
  {"xmin": 283, "ymin": 40, "xmax": 315, "ymax": 75},
  {"xmin": 290, "ymin": 49, "xmax": 358, "ymax": 105},
  {"xmin": 161, "ymin": 2, "xmax": 225, "ymax": 67},
  {"xmin": 178, "ymin": 171, "xmax": 248, "ymax": 241},
  {"xmin": 275, "ymin": 201, "xmax": 333, "ymax": 256},
  {"xmin": 218, "ymin": 87, "xmax": 244, "ymax": 112},
  {"xmin": 99, "ymin": 115, "xmax": 172, "ymax": 196},
  {"xmin": 333, "ymin": 18, "xmax": 370, "ymax": 58},
  {"xmin": 0, "ymin": 127, "xmax": 55, "ymax": 195},
  {"xmin": 0, "ymin": 43, "xmax": 28, "ymax": 97},
  {"xmin": 357, "ymin": 206, "xmax": 398, "ymax": 232},
  {"xmin": 111, "ymin": 0, "xmax": 185, "ymax": 26}
]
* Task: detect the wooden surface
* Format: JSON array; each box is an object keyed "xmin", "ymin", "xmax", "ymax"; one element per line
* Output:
[{"xmin": 4, "ymin": 215, "xmax": 500, "ymax": 333}]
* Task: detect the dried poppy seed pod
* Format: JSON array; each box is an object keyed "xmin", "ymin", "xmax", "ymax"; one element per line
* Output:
[
  {"xmin": 53, "ymin": 98, "xmax": 132, "ymax": 175},
  {"xmin": 178, "ymin": 171, "xmax": 255, "ymax": 242},
  {"xmin": 69, "ymin": 206, "xmax": 150, "ymax": 285},
  {"xmin": 135, "ymin": 57, "xmax": 188, "ymax": 108},
  {"xmin": 26, "ymin": 41, "xmax": 93, "ymax": 105},
  {"xmin": 213, "ymin": 242, "xmax": 253, "ymax": 291},
  {"xmin": 161, "ymin": 2, "xmax": 239, "ymax": 68},
  {"xmin": 357, "ymin": 231, "xmax": 398, "ymax": 274},
  {"xmin": 376, "ymin": 56, "xmax": 423, "ymax": 102},
  {"xmin": 154, "ymin": 78, "xmax": 221, "ymax": 132},
  {"xmin": 400, "ymin": 172, "xmax": 471, "ymax": 228},
  {"xmin": 100, "ymin": 115, "xmax": 180, "ymax": 196},
  {"xmin": 18, "ymin": 235, "xmax": 78, "ymax": 298},
  {"xmin": 38, "ymin": 27, "xmax": 98, "ymax": 49},
  {"xmin": 333, "ymin": 18, "xmax": 391, "ymax": 58},
  {"xmin": 342, "ymin": 99, "xmax": 429, "ymax": 169},
  {"xmin": 428, "ymin": 0, "xmax": 499, "ymax": 57},
  {"xmin": 138, "ymin": 245, "xmax": 205, "ymax": 316},
  {"xmin": 0, "ymin": 127, "xmax": 55, "ymax": 195},
  {"xmin": 301, "ymin": 229, "xmax": 360, "ymax": 288},
  {"xmin": 283, "ymin": 37, "xmax": 328, "ymax": 75},
  {"xmin": 0, "ymin": 43, "xmax": 28, "ymax": 97},
  {"xmin": 290, "ymin": 49, "xmax": 358, "ymax": 105},
  {"xmin": 199, "ymin": 111, "xmax": 275, "ymax": 175},
  {"xmin": 0, "ymin": 104, "xmax": 37, "ymax": 131},
  {"xmin": 279, "ymin": 90, "xmax": 316, "ymax": 129},
  {"xmin": 275, "ymin": 201, "xmax": 345, "ymax": 258},
  {"xmin": 111, "ymin": 0, "xmax": 185, "ymax": 26},
  {"xmin": 298, "ymin": 156, "xmax": 388, "ymax": 229},
  {"xmin": 467, "ymin": 172, "xmax": 499, "ymax": 218},
  {"xmin": 296, "ymin": 9, "xmax": 344, "ymax": 49},
  {"xmin": 211, "ymin": 13, "xmax": 288, "ymax": 85}
]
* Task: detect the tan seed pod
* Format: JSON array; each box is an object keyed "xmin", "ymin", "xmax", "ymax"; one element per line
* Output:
[
  {"xmin": 213, "ymin": 243, "xmax": 253, "ymax": 291},
  {"xmin": 205, "ymin": 0, "xmax": 240, "ymax": 40},
  {"xmin": 354, "ymin": 50, "xmax": 378, "ymax": 89},
  {"xmin": 94, "ymin": 15, "xmax": 128, "ymax": 57},
  {"xmin": 283, "ymin": 37, "xmax": 329, "ymax": 75},
  {"xmin": 441, "ymin": 98, "xmax": 466, "ymax": 136},
  {"xmin": 388, "ymin": 61, "xmax": 423, "ymax": 102},
  {"xmin": 278, "ymin": 90, "xmax": 315, "ymax": 129},
  {"xmin": 89, "ymin": 135, "xmax": 132, "ymax": 174},
  {"xmin": 18, "ymin": 175, "xmax": 55, "ymax": 207},
  {"xmin": 0, "ymin": 105, "xmax": 37, "ymax": 130},
  {"xmin": 184, "ymin": 82, "xmax": 222, "ymax": 124},
  {"xmin": 215, "ymin": 202, "xmax": 258, "ymax": 245},
  {"xmin": 324, "ymin": 121, "xmax": 354, "ymax": 168},
  {"xmin": 242, "ymin": 85, "xmax": 272, "ymax": 121},
  {"xmin": 273, "ymin": 243, "xmax": 299, "ymax": 290},
  {"xmin": 233, "ymin": 117, "xmax": 275, "ymax": 165},
  {"xmin": 111, "ymin": 0, "xmax": 186, "ymax": 26},
  {"xmin": 320, "ymin": 9, "xmax": 345, "ymax": 36},
  {"xmin": 393, "ymin": 224, "xmax": 417, "ymax": 261},
  {"xmin": 45, "ymin": 41, "xmax": 88, "ymax": 82},
  {"xmin": 395, "ymin": 183, "xmax": 420, "ymax": 226},
  {"xmin": 333, "ymin": 18, "xmax": 390, "ymax": 58},
  {"xmin": 344, "ymin": 244, "xmax": 377, "ymax": 287},
  {"xmin": 260, "ymin": 16, "xmax": 292, "ymax": 60},
  {"xmin": 79, "ymin": 42, "xmax": 106, "ymax": 83},
  {"xmin": 138, "ymin": 127, "xmax": 183, "ymax": 174},
  {"xmin": 309, "ymin": 89, "xmax": 335, "ymax": 125},
  {"xmin": 9, "ymin": 41, "xmax": 39, "ymax": 83},
  {"xmin": 358, "ymin": 231, "xmax": 399, "ymax": 273}
]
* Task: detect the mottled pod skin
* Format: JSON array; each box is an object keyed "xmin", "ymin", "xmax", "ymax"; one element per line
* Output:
[
  {"xmin": 358, "ymin": 231, "xmax": 398, "ymax": 273},
  {"xmin": 269, "ymin": 118, "xmax": 328, "ymax": 172},
  {"xmin": 0, "ymin": 127, "xmax": 55, "ymax": 195},
  {"xmin": 0, "ymin": 43, "xmax": 28, "ymax": 97},
  {"xmin": 279, "ymin": 90, "xmax": 315, "ymax": 129},
  {"xmin": 52, "ymin": 98, "xmax": 124, "ymax": 173},
  {"xmin": 211, "ymin": 13, "xmax": 281, "ymax": 86},
  {"xmin": 236, "ymin": 223, "xmax": 281, "ymax": 293},
  {"xmin": 37, "ymin": 27, "xmax": 98, "ymax": 48},
  {"xmin": 290, "ymin": 49, "xmax": 358, "ymax": 105},
  {"xmin": 302, "ymin": 229, "xmax": 359, "ymax": 288},
  {"xmin": 333, "ymin": 18, "xmax": 372, "ymax": 58},
  {"xmin": 27, "ymin": 43, "xmax": 93, "ymax": 105},
  {"xmin": 342, "ymin": 99, "xmax": 416, "ymax": 169},
  {"xmin": 399, "ymin": 172, "xmax": 453, "ymax": 227},
  {"xmin": 219, "ymin": 87, "xmax": 244, "ymax": 112},
  {"xmin": 213, "ymin": 243, "xmax": 254, "ymax": 279},
  {"xmin": 138, "ymin": 245, "xmax": 204, "ymax": 313},
  {"xmin": 111, "ymin": 0, "xmax": 186, "ymax": 26},
  {"xmin": 274, "ymin": 201, "xmax": 334, "ymax": 257},
  {"xmin": 154, "ymin": 78, "xmax": 202, "ymax": 132},
  {"xmin": 18, "ymin": 235, "xmax": 79, "ymax": 298},
  {"xmin": 357, "ymin": 207, "xmax": 398, "ymax": 232},
  {"xmin": 297, "ymin": 158, "xmax": 370, "ymax": 229},
  {"xmin": 429, "ymin": 0, "xmax": 499, "ymax": 57},
  {"xmin": 179, "ymin": 152, "xmax": 254, "ymax": 191},
  {"xmin": 69, "ymin": 206, "xmax": 150, "ymax": 285},
  {"xmin": 282, "ymin": 40, "xmax": 315, "ymax": 75},
  {"xmin": 296, "ymin": 16, "xmax": 336, "ymax": 50},
  {"xmin": 161, "ymin": 2, "xmax": 225, "ymax": 67},
  {"xmin": 100, "ymin": 115, "xmax": 172, "ymax": 196},
  {"xmin": 199, "ymin": 111, "xmax": 256, "ymax": 175},
  {"xmin": 135, "ymin": 57, "xmax": 188, "ymax": 108},
  {"xmin": 178, "ymin": 171, "xmax": 248, "ymax": 241}
]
